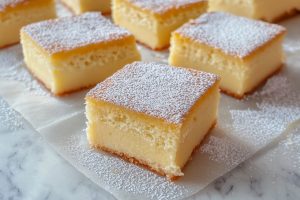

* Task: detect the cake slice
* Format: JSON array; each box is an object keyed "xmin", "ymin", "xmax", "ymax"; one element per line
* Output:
[
  {"xmin": 86, "ymin": 61, "xmax": 220, "ymax": 179},
  {"xmin": 21, "ymin": 12, "xmax": 141, "ymax": 95},
  {"xmin": 0, "ymin": 0, "xmax": 56, "ymax": 48},
  {"xmin": 61, "ymin": 0, "xmax": 111, "ymax": 14},
  {"xmin": 112, "ymin": 0, "xmax": 207, "ymax": 50},
  {"xmin": 208, "ymin": 0, "xmax": 300, "ymax": 22},
  {"xmin": 169, "ymin": 12, "xmax": 286, "ymax": 99}
]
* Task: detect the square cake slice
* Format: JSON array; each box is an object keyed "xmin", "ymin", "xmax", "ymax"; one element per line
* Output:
[
  {"xmin": 208, "ymin": 0, "xmax": 300, "ymax": 22},
  {"xmin": 112, "ymin": 0, "xmax": 207, "ymax": 50},
  {"xmin": 169, "ymin": 12, "xmax": 286, "ymax": 99},
  {"xmin": 21, "ymin": 12, "xmax": 141, "ymax": 95},
  {"xmin": 85, "ymin": 61, "xmax": 220, "ymax": 179},
  {"xmin": 0, "ymin": 0, "xmax": 56, "ymax": 48},
  {"xmin": 61, "ymin": 0, "xmax": 111, "ymax": 14}
]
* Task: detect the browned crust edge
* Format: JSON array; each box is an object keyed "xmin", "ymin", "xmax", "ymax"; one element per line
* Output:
[
  {"xmin": 221, "ymin": 64, "xmax": 283, "ymax": 99},
  {"xmin": 263, "ymin": 8, "xmax": 300, "ymax": 23},
  {"xmin": 136, "ymin": 40, "xmax": 170, "ymax": 51},
  {"xmin": 0, "ymin": 42, "xmax": 20, "ymax": 49},
  {"xmin": 91, "ymin": 120, "xmax": 217, "ymax": 181}
]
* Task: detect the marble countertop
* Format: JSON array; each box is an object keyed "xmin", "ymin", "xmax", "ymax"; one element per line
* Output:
[{"xmin": 0, "ymin": 98, "xmax": 299, "ymax": 200}]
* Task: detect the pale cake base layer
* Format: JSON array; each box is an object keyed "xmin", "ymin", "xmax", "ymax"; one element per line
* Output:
[
  {"xmin": 0, "ymin": 1, "xmax": 56, "ymax": 48},
  {"xmin": 209, "ymin": 0, "xmax": 254, "ymax": 20},
  {"xmin": 175, "ymin": 84, "xmax": 219, "ymax": 168},
  {"xmin": 209, "ymin": 0, "xmax": 300, "ymax": 22},
  {"xmin": 61, "ymin": 0, "xmax": 111, "ymax": 14},
  {"xmin": 221, "ymin": 65, "xmax": 283, "ymax": 99},
  {"xmin": 169, "ymin": 35, "xmax": 285, "ymax": 98},
  {"xmin": 254, "ymin": 0, "xmax": 300, "ymax": 22},
  {"xmin": 21, "ymin": 33, "xmax": 141, "ymax": 95},
  {"xmin": 86, "ymin": 83, "xmax": 219, "ymax": 179},
  {"xmin": 112, "ymin": 0, "xmax": 207, "ymax": 50},
  {"xmin": 93, "ymin": 121, "xmax": 216, "ymax": 180}
]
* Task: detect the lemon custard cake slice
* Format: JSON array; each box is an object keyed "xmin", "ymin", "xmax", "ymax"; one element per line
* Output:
[
  {"xmin": 21, "ymin": 12, "xmax": 141, "ymax": 95},
  {"xmin": 169, "ymin": 12, "xmax": 286, "ymax": 99},
  {"xmin": 0, "ymin": 0, "xmax": 56, "ymax": 48},
  {"xmin": 61, "ymin": 0, "xmax": 111, "ymax": 14},
  {"xmin": 112, "ymin": 0, "xmax": 207, "ymax": 50},
  {"xmin": 86, "ymin": 61, "xmax": 220, "ymax": 179},
  {"xmin": 208, "ymin": 0, "xmax": 300, "ymax": 22}
]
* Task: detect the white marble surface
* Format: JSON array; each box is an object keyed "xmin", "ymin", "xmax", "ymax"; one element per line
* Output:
[{"xmin": 0, "ymin": 98, "xmax": 299, "ymax": 200}]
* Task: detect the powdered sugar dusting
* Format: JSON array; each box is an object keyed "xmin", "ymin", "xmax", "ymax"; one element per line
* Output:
[
  {"xmin": 22, "ymin": 12, "xmax": 132, "ymax": 54},
  {"xmin": 278, "ymin": 126, "xmax": 300, "ymax": 170},
  {"xmin": 201, "ymin": 135, "xmax": 251, "ymax": 170},
  {"xmin": 87, "ymin": 61, "xmax": 219, "ymax": 124},
  {"xmin": 197, "ymin": 72, "xmax": 300, "ymax": 169},
  {"xmin": 0, "ymin": 0, "xmax": 26, "ymax": 11},
  {"xmin": 127, "ymin": 0, "xmax": 205, "ymax": 14},
  {"xmin": 230, "ymin": 73, "xmax": 300, "ymax": 148},
  {"xmin": 0, "ymin": 98, "xmax": 24, "ymax": 131},
  {"xmin": 64, "ymin": 133, "xmax": 190, "ymax": 200},
  {"xmin": 175, "ymin": 12, "xmax": 286, "ymax": 58}
]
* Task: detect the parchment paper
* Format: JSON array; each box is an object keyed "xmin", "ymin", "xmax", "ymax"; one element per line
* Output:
[{"xmin": 0, "ymin": 5, "xmax": 299, "ymax": 200}]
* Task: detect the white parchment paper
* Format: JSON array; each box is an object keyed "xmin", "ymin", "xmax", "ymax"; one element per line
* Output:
[{"xmin": 0, "ymin": 5, "xmax": 300, "ymax": 199}]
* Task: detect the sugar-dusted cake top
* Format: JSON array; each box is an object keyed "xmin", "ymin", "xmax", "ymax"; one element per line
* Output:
[
  {"xmin": 175, "ymin": 12, "xmax": 286, "ymax": 58},
  {"xmin": 87, "ymin": 61, "xmax": 219, "ymax": 124},
  {"xmin": 22, "ymin": 12, "xmax": 132, "ymax": 54},
  {"xmin": 0, "ymin": 0, "xmax": 26, "ymax": 11},
  {"xmin": 127, "ymin": 0, "xmax": 205, "ymax": 14}
]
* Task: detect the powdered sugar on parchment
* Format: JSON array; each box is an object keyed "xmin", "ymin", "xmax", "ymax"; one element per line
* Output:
[
  {"xmin": 230, "ymin": 74, "xmax": 300, "ymax": 148},
  {"xmin": 0, "ymin": 45, "xmax": 49, "ymax": 96},
  {"xmin": 0, "ymin": 98, "xmax": 24, "ymax": 131},
  {"xmin": 64, "ymin": 133, "xmax": 190, "ymax": 200},
  {"xmin": 197, "ymin": 71, "xmax": 300, "ymax": 170},
  {"xmin": 200, "ymin": 135, "xmax": 251, "ymax": 170}
]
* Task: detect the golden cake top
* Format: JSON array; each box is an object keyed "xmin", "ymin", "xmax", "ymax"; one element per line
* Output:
[
  {"xmin": 0, "ymin": 0, "xmax": 26, "ymax": 11},
  {"xmin": 126, "ymin": 0, "xmax": 205, "ymax": 14},
  {"xmin": 174, "ymin": 12, "xmax": 286, "ymax": 58},
  {"xmin": 87, "ymin": 61, "xmax": 219, "ymax": 124},
  {"xmin": 22, "ymin": 12, "xmax": 132, "ymax": 54}
]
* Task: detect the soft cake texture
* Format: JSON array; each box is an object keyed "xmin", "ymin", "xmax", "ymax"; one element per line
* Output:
[
  {"xmin": 61, "ymin": 0, "xmax": 111, "ymax": 14},
  {"xmin": 21, "ymin": 12, "xmax": 141, "ymax": 95},
  {"xmin": 209, "ymin": 0, "xmax": 300, "ymax": 22},
  {"xmin": 0, "ymin": 0, "xmax": 56, "ymax": 48},
  {"xmin": 169, "ymin": 12, "xmax": 286, "ymax": 98},
  {"xmin": 86, "ymin": 61, "xmax": 220, "ymax": 179},
  {"xmin": 112, "ymin": 0, "xmax": 207, "ymax": 50}
]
